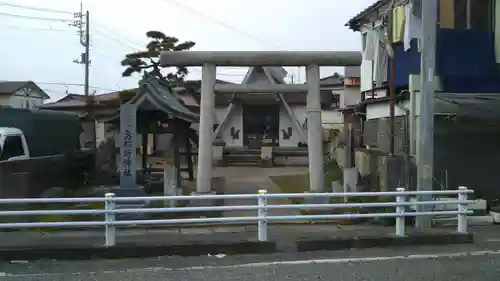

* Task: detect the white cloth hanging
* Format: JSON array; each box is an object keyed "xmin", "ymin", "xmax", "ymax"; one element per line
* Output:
[
  {"xmin": 373, "ymin": 28, "xmax": 391, "ymax": 87},
  {"xmin": 403, "ymin": 1, "xmax": 423, "ymax": 51},
  {"xmin": 379, "ymin": 27, "xmax": 394, "ymax": 58},
  {"xmin": 373, "ymin": 43, "xmax": 388, "ymax": 86},
  {"xmin": 364, "ymin": 30, "xmax": 377, "ymax": 61}
]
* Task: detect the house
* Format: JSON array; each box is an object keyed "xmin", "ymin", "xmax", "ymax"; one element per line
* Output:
[
  {"xmin": 202, "ymin": 66, "xmax": 360, "ymax": 149},
  {"xmin": 40, "ymin": 87, "xmax": 199, "ymax": 148},
  {"xmin": 0, "ymin": 81, "xmax": 50, "ymax": 109},
  {"xmin": 346, "ymin": 0, "xmax": 500, "ymax": 200},
  {"xmin": 322, "ymin": 67, "xmax": 362, "ymax": 130}
]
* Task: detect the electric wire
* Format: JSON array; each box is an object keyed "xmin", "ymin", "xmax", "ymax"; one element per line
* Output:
[
  {"xmin": 3, "ymin": 24, "xmax": 73, "ymax": 33},
  {"xmin": 0, "ymin": 11, "xmax": 72, "ymax": 22},
  {"xmin": 0, "ymin": 2, "xmax": 73, "ymax": 14}
]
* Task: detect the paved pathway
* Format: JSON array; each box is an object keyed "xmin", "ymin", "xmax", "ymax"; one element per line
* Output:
[{"xmin": 213, "ymin": 167, "xmax": 308, "ymax": 218}]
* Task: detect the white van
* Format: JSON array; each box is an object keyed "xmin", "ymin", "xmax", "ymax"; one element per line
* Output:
[{"xmin": 0, "ymin": 127, "xmax": 30, "ymax": 161}]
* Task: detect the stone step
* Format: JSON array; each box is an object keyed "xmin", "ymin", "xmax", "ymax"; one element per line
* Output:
[
  {"xmin": 224, "ymin": 154, "xmax": 261, "ymax": 163},
  {"xmin": 224, "ymin": 148, "xmax": 261, "ymax": 155}
]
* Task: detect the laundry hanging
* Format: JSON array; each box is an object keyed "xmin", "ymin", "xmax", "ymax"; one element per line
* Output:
[
  {"xmin": 403, "ymin": 0, "xmax": 423, "ymax": 51},
  {"xmin": 364, "ymin": 29, "xmax": 377, "ymax": 61},
  {"xmin": 373, "ymin": 28, "xmax": 390, "ymax": 86},
  {"xmin": 392, "ymin": 6, "xmax": 406, "ymax": 43}
]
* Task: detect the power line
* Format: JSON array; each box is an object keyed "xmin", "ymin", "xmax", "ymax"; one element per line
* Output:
[
  {"xmin": 41, "ymin": 88, "xmax": 70, "ymax": 96},
  {"xmin": 3, "ymin": 24, "xmax": 73, "ymax": 32},
  {"xmin": 93, "ymin": 28, "xmax": 142, "ymax": 51},
  {"xmin": 157, "ymin": 0, "xmax": 298, "ymax": 79},
  {"xmin": 0, "ymin": 2, "xmax": 73, "ymax": 14},
  {"xmin": 95, "ymin": 19, "xmax": 245, "ymax": 72},
  {"xmin": 93, "ymin": 20, "xmax": 145, "ymax": 48},
  {"xmin": 36, "ymin": 82, "xmax": 118, "ymax": 92},
  {"xmin": 92, "ymin": 26, "xmax": 246, "ymax": 77},
  {"xmin": 0, "ymin": 11, "xmax": 72, "ymax": 22},
  {"xmin": 0, "ymin": 9, "xmax": 245, "ymax": 78},
  {"xmin": 159, "ymin": 0, "xmax": 282, "ymax": 49},
  {"xmin": 92, "ymin": 17, "xmax": 247, "ymax": 76}
]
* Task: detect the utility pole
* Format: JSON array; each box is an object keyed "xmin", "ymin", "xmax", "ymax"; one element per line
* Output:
[
  {"xmin": 71, "ymin": 4, "xmax": 95, "ymax": 150},
  {"xmin": 416, "ymin": 0, "xmax": 437, "ymax": 229}
]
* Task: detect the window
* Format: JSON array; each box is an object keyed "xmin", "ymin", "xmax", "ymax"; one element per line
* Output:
[
  {"xmin": 362, "ymin": 33, "xmax": 367, "ymax": 52},
  {"xmin": 332, "ymin": 94, "xmax": 341, "ymax": 109},
  {"xmin": 454, "ymin": 0, "xmax": 492, "ymax": 31},
  {"xmin": 470, "ymin": 0, "xmax": 493, "ymax": 31},
  {"xmin": 0, "ymin": 135, "xmax": 24, "ymax": 160}
]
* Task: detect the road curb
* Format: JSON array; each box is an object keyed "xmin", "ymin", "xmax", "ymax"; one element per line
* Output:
[
  {"xmin": 0, "ymin": 233, "xmax": 474, "ymax": 261},
  {"xmin": 296, "ymin": 233, "xmax": 474, "ymax": 252},
  {"xmin": 0, "ymin": 241, "xmax": 277, "ymax": 261}
]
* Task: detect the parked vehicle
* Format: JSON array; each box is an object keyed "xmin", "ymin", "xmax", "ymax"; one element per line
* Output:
[{"xmin": 0, "ymin": 108, "xmax": 82, "ymax": 161}]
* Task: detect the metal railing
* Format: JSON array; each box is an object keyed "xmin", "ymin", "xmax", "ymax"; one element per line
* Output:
[{"xmin": 0, "ymin": 187, "xmax": 473, "ymax": 247}]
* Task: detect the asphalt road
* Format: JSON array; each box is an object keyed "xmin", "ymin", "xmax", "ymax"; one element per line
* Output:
[
  {"xmin": 2, "ymin": 226, "xmax": 500, "ymax": 281},
  {"xmin": 2, "ymin": 243, "xmax": 500, "ymax": 281}
]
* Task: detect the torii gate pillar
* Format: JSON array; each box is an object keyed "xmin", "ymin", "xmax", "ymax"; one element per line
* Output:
[{"xmin": 160, "ymin": 51, "xmax": 362, "ymax": 195}]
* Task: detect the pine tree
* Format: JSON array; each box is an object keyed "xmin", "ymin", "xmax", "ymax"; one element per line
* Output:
[{"xmin": 121, "ymin": 31, "xmax": 195, "ymax": 86}]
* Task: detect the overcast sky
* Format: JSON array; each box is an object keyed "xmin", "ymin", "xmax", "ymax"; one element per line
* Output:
[{"xmin": 0, "ymin": 0, "xmax": 375, "ymax": 101}]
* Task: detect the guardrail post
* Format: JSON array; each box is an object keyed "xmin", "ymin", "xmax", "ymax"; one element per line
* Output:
[
  {"xmin": 457, "ymin": 186, "xmax": 468, "ymax": 234},
  {"xmin": 257, "ymin": 189, "xmax": 268, "ymax": 241},
  {"xmin": 105, "ymin": 192, "xmax": 116, "ymax": 247},
  {"xmin": 395, "ymin": 187, "xmax": 406, "ymax": 237}
]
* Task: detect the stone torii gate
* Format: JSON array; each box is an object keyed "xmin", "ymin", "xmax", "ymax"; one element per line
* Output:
[{"xmin": 160, "ymin": 51, "xmax": 362, "ymax": 197}]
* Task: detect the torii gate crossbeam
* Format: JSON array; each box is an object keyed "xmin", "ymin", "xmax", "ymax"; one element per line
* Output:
[{"xmin": 160, "ymin": 51, "xmax": 362, "ymax": 198}]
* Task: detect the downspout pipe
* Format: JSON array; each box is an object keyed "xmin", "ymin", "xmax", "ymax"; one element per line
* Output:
[{"xmin": 395, "ymin": 93, "xmax": 412, "ymax": 191}]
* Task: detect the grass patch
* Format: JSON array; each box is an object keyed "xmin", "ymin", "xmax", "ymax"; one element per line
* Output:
[
  {"xmin": 0, "ymin": 188, "xmax": 104, "ymax": 231},
  {"xmin": 0, "ymin": 177, "xmax": 228, "ymax": 232},
  {"xmin": 270, "ymin": 160, "xmax": 397, "ymax": 223},
  {"xmin": 145, "ymin": 177, "xmax": 225, "ymax": 219}
]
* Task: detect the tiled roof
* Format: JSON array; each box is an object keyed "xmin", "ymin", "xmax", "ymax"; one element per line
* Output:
[
  {"xmin": 318, "ymin": 73, "xmax": 345, "ymax": 86},
  {"xmin": 104, "ymin": 74, "xmax": 198, "ymax": 123},
  {"xmin": 0, "ymin": 81, "xmax": 29, "ymax": 94},
  {"xmin": 345, "ymin": 0, "xmax": 388, "ymax": 30},
  {"xmin": 41, "ymin": 87, "xmax": 198, "ymax": 109}
]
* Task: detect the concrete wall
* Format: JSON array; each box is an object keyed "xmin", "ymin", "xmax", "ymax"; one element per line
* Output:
[
  {"xmin": 354, "ymin": 149, "xmax": 415, "ymax": 192},
  {"xmin": 0, "ymin": 155, "xmax": 75, "ymax": 198},
  {"xmin": 363, "ymin": 116, "xmax": 407, "ymax": 154},
  {"xmin": 342, "ymin": 87, "xmax": 362, "ymax": 107},
  {"xmin": 321, "ymin": 109, "xmax": 343, "ymax": 130},
  {"xmin": 362, "ymin": 112, "xmax": 500, "ymax": 201},
  {"xmin": 366, "ymin": 101, "xmax": 409, "ymax": 120},
  {"xmin": 434, "ymin": 118, "xmax": 500, "ymax": 200}
]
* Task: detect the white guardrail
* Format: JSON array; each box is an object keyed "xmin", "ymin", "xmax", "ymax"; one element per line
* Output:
[{"xmin": 0, "ymin": 187, "xmax": 473, "ymax": 247}]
